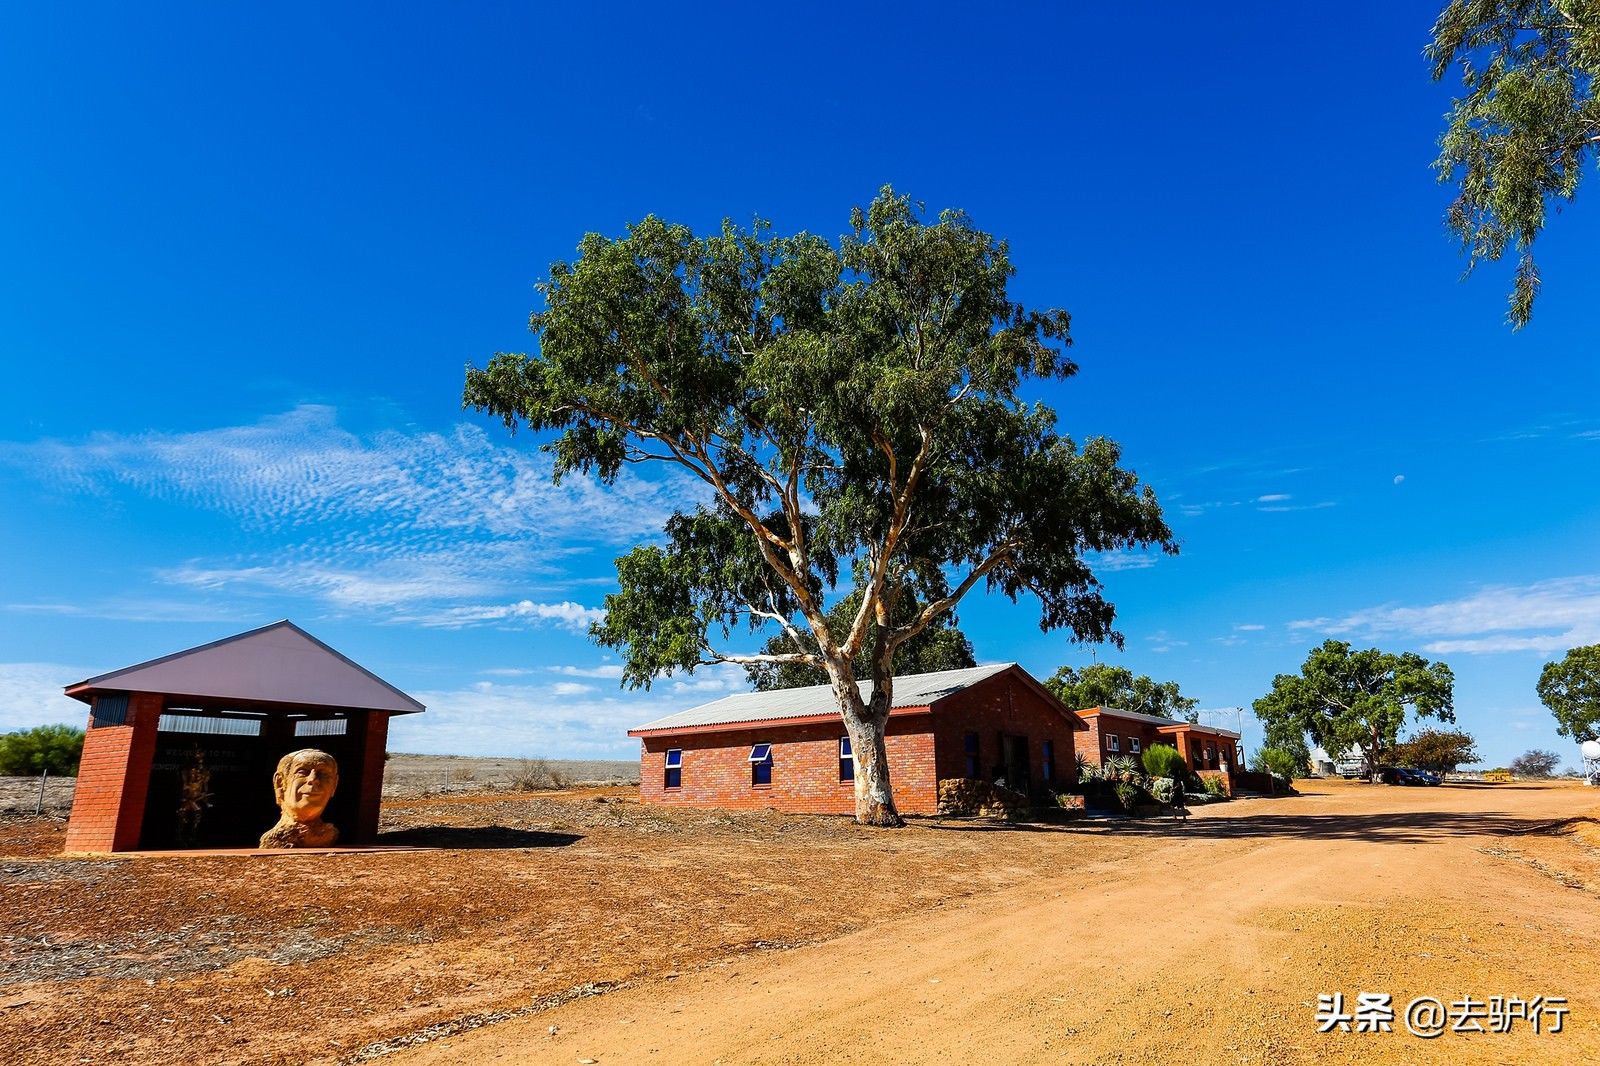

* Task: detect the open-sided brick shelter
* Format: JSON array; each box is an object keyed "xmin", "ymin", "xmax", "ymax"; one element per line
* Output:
[
  {"xmin": 1075, "ymin": 705, "xmax": 1241, "ymax": 794},
  {"xmin": 629, "ymin": 663, "xmax": 1085, "ymax": 815},
  {"xmin": 63, "ymin": 621, "xmax": 424, "ymax": 852}
]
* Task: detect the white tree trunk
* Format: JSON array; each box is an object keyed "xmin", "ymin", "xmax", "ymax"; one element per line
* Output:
[{"xmin": 827, "ymin": 666, "xmax": 903, "ymax": 827}]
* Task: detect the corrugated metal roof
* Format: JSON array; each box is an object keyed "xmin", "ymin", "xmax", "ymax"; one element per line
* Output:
[{"xmin": 632, "ymin": 662, "xmax": 1016, "ymax": 733}]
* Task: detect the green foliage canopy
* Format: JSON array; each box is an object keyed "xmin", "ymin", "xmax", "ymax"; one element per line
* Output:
[
  {"xmin": 463, "ymin": 188, "xmax": 1174, "ymax": 825},
  {"xmin": 1260, "ymin": 719, "xmax": 1312, "ymax": 774},
  {"xmin": 1044, "ymin": 663, "xmax": 1198, "ymax": 722},
  {"xmin": 1140, "ymin": 742, "xmax": 1187, "ymax": 780},
  {"xmin": 1536, "ymin": 642, "xmax": 1600, "ymax": 740},
  {"xmin": 745, "ymin": 584, "xmax": 975, "ymax": 690},
  {"xmin": 1252, "ymin": 747, "xmax": 1303, "ymax": 780},
  {"xmin": 1427, "ymin": 1, "xmax": 1600, "ymax": 327},
  {"xmin": 1252, "ymin": 640, "xmax": 1455, "ymax": 780},
  {"xmin": 1390, "ymin": 727, "xmax": 1480, "ymax": 772},
  {"xmin": 0, "ymin": 724, "xmax": 84, "ymax": 776}
]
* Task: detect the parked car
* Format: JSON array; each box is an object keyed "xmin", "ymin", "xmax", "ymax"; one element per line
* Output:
[
  {"xmin": 1410, "ymin": 769, "xmax": 1442, "ymax": 786},
  {"xmin": 1378, "ymin": 765, "xmax": 1427, "ymax": 786}
]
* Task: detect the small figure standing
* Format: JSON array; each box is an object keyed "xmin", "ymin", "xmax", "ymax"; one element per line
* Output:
[
  {"xmin": 259, "ymin": 748, "xmax": 340, "ymax": 848},
  {"xmin": 176, "ymin": 745, "xmax": 214, "ymax": 847}
]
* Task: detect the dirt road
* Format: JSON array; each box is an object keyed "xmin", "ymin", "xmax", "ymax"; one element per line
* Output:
[{"xmin": 393, "ymin": 782, "xmax": 1600, "ymax": 1066}]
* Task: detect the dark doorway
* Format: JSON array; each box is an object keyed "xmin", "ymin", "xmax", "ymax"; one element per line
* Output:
[
  {"xmin": 1003, "ymin": 734, "xmax": 1031, "ymax": 793},
  {"xmin": 139, "ymin": 711, "xmax": 360, "ymax": 849}
]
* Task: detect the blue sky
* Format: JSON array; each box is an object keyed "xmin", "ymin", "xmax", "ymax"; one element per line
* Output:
[{"xmin": 2, "ymin": 3, "xmax": 1596, "ymax": 767}]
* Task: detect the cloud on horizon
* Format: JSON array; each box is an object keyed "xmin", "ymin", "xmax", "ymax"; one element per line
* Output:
[
  {"xmin": 1290, "ymin": 575, "xmax": 1600, "ymax": 655},
  {"xmin": 0, "ymin": 663, "xmax": 93, "ymax": 731},
  {"xmin": 394, "ymin": 663, "xmax": 749, "ymax": 758}
]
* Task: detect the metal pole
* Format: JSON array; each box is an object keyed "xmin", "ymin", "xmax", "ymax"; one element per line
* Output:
[{"xmin": 35, "ymin": 768, "xmax": 48, "ymax": 816}]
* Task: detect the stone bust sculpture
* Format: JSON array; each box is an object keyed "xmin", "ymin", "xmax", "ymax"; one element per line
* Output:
[{"xmin": 259, "ymin": 748, "xmax": 340, "ymax": 849}]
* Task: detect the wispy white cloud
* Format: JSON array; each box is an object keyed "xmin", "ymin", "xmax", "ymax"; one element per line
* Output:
[
  {"xmin": 3, "ymin": 405, "xmax": 694, "ymax": 539},
  {"xmin": 667, "ymin": 664, "xmax": 749, "ymax": 695},
  {"xmin": 0, "ymin": 405, "xmax": 702, "ymax": 627},
  {"xmin": 392, "ymin": 666, "xmax": 749, "ymax": 758},
  {"xmin": 1256, "ymin": 493, "xmax": 1292, "ymax": 503},
  {"xmin": 1289, "ymin": 575, "xmax": 1600, "ymax": 655},
  {"xmin": 403, "ymin": 599, "xmax": 606, "ymax": 632},
  {"xmin": 1145, "ymin": 630, "xmax": 1188, "ymax": 654},
  {"xmin": 1258, "ymin": 500, "xmax": 1336, "ymax": 513},
  {"xmin": 1235, "ymin": 623, "xmax": 1266, "ymax": 632},
  {"xmin": 4, "ymin": 598, "xmax": 253, "ymax": 624},
  {"xmin": 550, "ymin": 664, "xmax": 626, "ymax": 679},
  {"xmin": 1088, "ymin": 549, "xmax": 1162, "ymax": 572},
  {"xmin": 0, "ymin": 663, "xmax": 93, "ymax": 731}
]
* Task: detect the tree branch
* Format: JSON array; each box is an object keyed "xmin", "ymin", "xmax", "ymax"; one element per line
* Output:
[
  {"xmin": 887, "ymin": 541, "xmax": 1020, "ymax": 653},
  {"xmin": 701, "ymin": 650, "xmax": 820, "ymax": 668}
]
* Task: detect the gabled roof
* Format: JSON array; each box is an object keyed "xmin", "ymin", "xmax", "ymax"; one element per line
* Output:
[
  {"xmin": 630, "ymin": 662, "xmax": 1019, "ymax": 736},
  {"xmin": 1077, "ymin": 705, "xmax": 1240, "ymax": 738},
  {"xmin": 66, "ymin": 620, "xmax": 424, "ymax": 714}
]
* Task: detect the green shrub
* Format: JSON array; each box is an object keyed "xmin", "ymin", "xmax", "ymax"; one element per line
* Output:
[
  {"xmin": 1253, "ymin": 747, "xmax": 1301, "ymax": 780},
  {"xmin": 0, "ymin": 725, "xmax": 85, "ymax": 776},
  {"xmin": 1112, "ymin": 780, "xmax": 1142, "ymax": 811},
  {"xmin": 1142, "ymin": 743, "xmax": 1186, "ymax": 780},
  {"xmin": 1201, "ymin": 773, "xmax": 1228, "ymax": 799},
  {"xmin": 1149, "ymin": 776, "xmax": 1177, "ymax": 804},
  {"xmin": 1103, "ymin": 755, "xmax": 1143, "ymax": 782}
]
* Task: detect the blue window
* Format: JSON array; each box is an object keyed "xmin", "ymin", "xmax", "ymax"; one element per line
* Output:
[
  {"xmin": 749, "ymin": 742, "xmax": 773, "ymax": 787},
  {"xmin": 1042, "ymin": 739, "xmax": 1055, "ymax": 783},
  {"xmin": 664, "ymin": 748, "xmax": 682, "ymax": 789},
  {"xmin": 839, "ymin": 736, "xmax": 854, "ymax": 782},
  {"xmin": 963, "ymin": 732, "xmax": 980, "ymax": 777},
  {"xmin": 91, "ymin": 693, "xmax": 130, "ymax": 728}
]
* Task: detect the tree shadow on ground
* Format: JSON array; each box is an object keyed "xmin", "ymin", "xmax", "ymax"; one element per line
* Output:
[
  {"xmin": 377, "ymin": 825, "xmax": 582, "ymax": 849},
  {"xmin": 924, "ymin": 809, "xmax": 1566, "ymax": 845}
]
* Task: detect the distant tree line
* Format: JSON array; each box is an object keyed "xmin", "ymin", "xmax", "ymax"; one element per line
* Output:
[{"xmin": 0, "ymin": 725, "xmax": 84, "ymax": 776}]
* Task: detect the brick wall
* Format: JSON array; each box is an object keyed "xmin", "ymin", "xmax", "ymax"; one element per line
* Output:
[
  {"xmin": 639, "ymin": 716, "xmax": 938, "ymax": 815},
  {"xmin": 1078, "ymin": 713, "xmax": 1170, "ymax": 768},
  {"xmin": 1170, "ymin": 731, "xmax": 1239, "ymax": 777},
  {"xmin": 930, "ymin": 674, "xmax": 1080, "ymax": 795},
  {"xmin": 351, "ymin": 711, "xmax": 390, "ymax": 843},
  {"xmin": 636, "ymin": 670, "xmax": 1088, "ymax": 815},
  {"xmin": 64, "ymin": 692, "xmax": 162, "ymax": 852}
]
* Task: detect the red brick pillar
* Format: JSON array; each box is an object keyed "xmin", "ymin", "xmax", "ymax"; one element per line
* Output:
[
  {"xmin": 64, "ymin": 692, "xmax": 162, "ymax": 853},
  {"xmin": 1174, "ymin": 731, "xmax": 1194, "ymax": 770},
  {"xmin": 350, "ymin": 711, "xmax": 390, "ymax": 844}
]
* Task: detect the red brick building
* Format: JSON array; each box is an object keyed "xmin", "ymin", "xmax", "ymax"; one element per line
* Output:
[
  {"xmin": 629, "ymin": 663, "xmax": 1085, "ymax": 815},
  {"xmin": 62, "ymin": 621, "xmax": 424, "ymax": 852},
  {"xmin": 1075, "ymin": 705, "xmax": 1241, "ymax": 793}
]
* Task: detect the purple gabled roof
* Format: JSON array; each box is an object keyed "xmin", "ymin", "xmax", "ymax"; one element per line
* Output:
[{"xmin": 66, "ymin": 620, "xmax": 425, "ymax": 714}]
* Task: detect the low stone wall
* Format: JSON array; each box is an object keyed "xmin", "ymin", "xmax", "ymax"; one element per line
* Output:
[
  {"xmin": 1233, "ymin": 770, "xmax": 1284, "ymax": 795},
  {"xmin": 938, "ymin": 777, "xmax": 1029, "ymax": 817},
  {"xmin": 936, "ymin": 778, "xmax": 1083, "ymax": 819}
]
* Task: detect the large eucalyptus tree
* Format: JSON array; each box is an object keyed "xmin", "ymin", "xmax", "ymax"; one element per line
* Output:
[
  {"xmin": 464, "ymin": 187, "xmax": 1173, "ymax": 825},
  {"xmin": 1428, "ymin": 1, "xmax": 1600, "ymax": 327}
]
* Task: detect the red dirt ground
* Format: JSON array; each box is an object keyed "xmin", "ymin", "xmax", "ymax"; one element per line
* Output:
[{"xmin": 3, "ymin": 781, "xmax": 1598, "ymax": 1065}]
